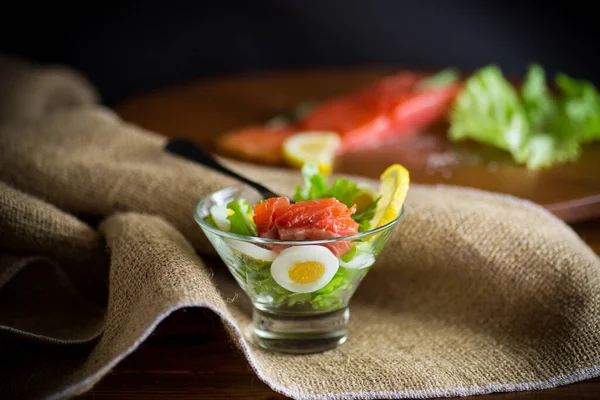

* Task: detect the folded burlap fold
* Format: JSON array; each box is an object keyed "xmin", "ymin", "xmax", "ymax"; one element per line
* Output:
[
  {"xmin": 0, "ymin": 54, "xmax": 99, "ymax": 124},
  {"xmin": 1, "ymin": 55, "xmax": 599, "ymax": 400}
]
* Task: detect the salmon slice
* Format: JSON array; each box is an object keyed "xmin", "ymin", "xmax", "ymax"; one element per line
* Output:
[
  {"xmin": 216, "ymin": 125, "xmax": 295, "ymax": 165},
  {"xmin": 298, "ymin": 72, "xmax": 461, "ymax": 152},
  {"xmin": 216, "ymin": 72, "xmax": 461, "ymax": 164},
  {"xmin": 253, "ymin": 196, "xmax": 292, "ymax": 239},
  {"xmin": 253, "ymin": 197, "xmax": 359, "ymax": 256}
]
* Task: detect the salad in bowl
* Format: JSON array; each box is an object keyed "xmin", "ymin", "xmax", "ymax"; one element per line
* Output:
[{"xmin": 194, "ymin": 162, "xmax": 409, "ymax": 353}]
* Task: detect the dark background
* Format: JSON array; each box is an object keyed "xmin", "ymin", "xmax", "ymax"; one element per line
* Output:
[{"xmin": 1, "ymin": 0, "xmax": 598, "ymax": 105}]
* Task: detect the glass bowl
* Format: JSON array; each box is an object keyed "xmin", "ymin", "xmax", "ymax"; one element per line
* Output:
[{"xmin": 194, "ymin": 185, "xmax": 404, "ymax": 354}]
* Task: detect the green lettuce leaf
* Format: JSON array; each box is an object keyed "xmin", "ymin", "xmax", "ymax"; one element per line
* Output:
[
  {"xmin": 293, "ymin": 163, "xmax": 377, "ymax": 230},
  {"xmin": 524, "ymin": 133, "xmax": 580, "ymax": 169},
  {"xmin": 327, "ymin": 178, "xmax": 360, "ymax": 207},
  {"xmin": 351, "ymin": 197, "xmax": 380, "ymax": 232},
  {"xmin": 226, "ymin": 199, "xmax": 257, "ymax": 236},
  {"xmin": 449, "ymin": 65, "xmax": 531, "ymax": 163},
  {"xmin": 294, "ymin": 163, "xmax": 360, "ymax": 207},
  {"xmin": 519, "ymin": 65, "xmax": 581, "ymax": 169},
  {"xmin": 521, "ymin": 64, "xmax": 557, "ymax": 130},
  {"xmin": 294, "ymin": 163, "xmax": 330, "ymax": 201},
  {"xmin": 448, "ymin": 63, "xmax": 600, "ymax": 169},
  {"xmin": 555, "ymin": 73, "xmax": 600, "ymax": 143},
  {"xmin": 310, "ymin": 267, "xmax": 367, "ymax": 310}
]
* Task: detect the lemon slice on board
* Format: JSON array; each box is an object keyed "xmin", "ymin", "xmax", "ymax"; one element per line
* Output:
[
  {"xmin": 282, "ymin": 132, "xmax": 341, "ymax": 174},
  {"xmin": 370, "ymin": 164, "xmax": 410, "ymax": 228}
]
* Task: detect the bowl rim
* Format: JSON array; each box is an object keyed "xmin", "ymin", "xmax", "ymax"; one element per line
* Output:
[{"xmin": 193, "ymin": 185, "xmax": 405, "ymax": 245}]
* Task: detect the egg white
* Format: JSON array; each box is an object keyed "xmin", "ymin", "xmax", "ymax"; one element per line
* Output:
[
  {"xmin": 339, "ymin": 252, "xmax": 375, "ymax": 269},
  {"xmin": 271, "ymin": 245, "xmax": 339, "ymax": 293},
  {"xmin": 210, "ymin": 204, "xmax": 231, "ymax": 231},
  {"xmin": 226, "ymin": 239, "xmax": 277, "ymax": 262}
]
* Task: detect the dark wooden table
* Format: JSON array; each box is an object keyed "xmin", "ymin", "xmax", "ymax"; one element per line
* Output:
[{"xmin": 81, "ymin": 68, "xmax": 600, "ymax": 399}]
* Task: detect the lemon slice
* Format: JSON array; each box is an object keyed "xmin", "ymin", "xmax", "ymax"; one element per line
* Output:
[
  {"xmin": 282, "ymin": 131, "xmax": 341, "ymax": 174},
  {"xmin": 370, "ymin": 164, "xmax": 410, "ymax": 228},
  {"xmin": 354, "ymin": 184, "xmax": 378, "ymax": 211}
]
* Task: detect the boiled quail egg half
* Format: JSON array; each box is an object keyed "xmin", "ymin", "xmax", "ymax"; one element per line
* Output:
[
  {"xmin": 226, "ymin": 239, "xmax": 277, "ymax": 262},
  {"xmin": 271, "ymin": 245, "xmax": 339, "ymax": 293},
  {"xmin": 210, "ymin": 204, "xmax": 232, "ymax": 231}
]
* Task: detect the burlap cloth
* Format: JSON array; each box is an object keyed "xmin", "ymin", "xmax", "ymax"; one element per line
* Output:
[{"xmin": 1, "ymin": 54, "xmax": 599, "ymax": 400}]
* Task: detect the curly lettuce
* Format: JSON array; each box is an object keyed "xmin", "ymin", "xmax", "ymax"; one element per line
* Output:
[
  {"xmin": 449, "ymin": 65, "xmax": 531, "ymax": 164},
  {"xmin": 293, "ymin": 163, "xmax": 379, "ymax": 231},
  {"xmin": 449, "ymin": 63, "xmax": 600, "ymax": 169},
  {"xmin": 521, "ymin": 65, "xmax": 582, "ymax": 168},
  {"xmin": 205, "ymin": 199, "xmax": 257, "ymax": 236},
  {"xmin": 555, "ymin": 73, "xmax": 600, "ymax": 144},
  {"xmin": 226, "ymin": 199, "xmax": 257, "ymax": 236},
  {"xmin": 351, "ymin": 199, "xmax": 380, "ymax": 232}
]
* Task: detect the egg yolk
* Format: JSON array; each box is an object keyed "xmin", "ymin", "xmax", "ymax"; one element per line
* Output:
[{"xmin": 288, "ymin": 261, "xmax": 326, "ymax": 284}]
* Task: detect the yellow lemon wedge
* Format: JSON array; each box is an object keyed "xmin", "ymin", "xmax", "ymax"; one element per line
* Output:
[
  {"xmin": 354, "ymin": 184, "xmax": 378, "ymax": 211},
  {"xmin": 370, "ymin": 164, "xmax": 410, "ymax": 228},
  {"xmin": 282, "ymin": 131, "xmax": 341, "ymax": 174}
]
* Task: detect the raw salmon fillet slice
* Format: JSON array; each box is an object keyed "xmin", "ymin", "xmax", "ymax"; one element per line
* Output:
[
  {"xmin": 216, "ymin": 125, "xmax": 295, "ymax": 165},
  {"xmin": 298, "ymin": 72, "xmax": 461, "ymax": 152},
  {"xmin": 253, "ymin": 197, "xmax": 359, "ymax": 256}
]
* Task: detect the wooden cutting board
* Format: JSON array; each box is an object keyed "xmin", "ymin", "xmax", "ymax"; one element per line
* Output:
[{"xmin": 114, "ymin": 67, "xmax": 600, "ymax": 223}]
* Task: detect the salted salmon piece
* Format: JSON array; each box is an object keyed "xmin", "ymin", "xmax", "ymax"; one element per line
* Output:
[
  {"xmin": 298, "ymin": 72, "xmax": 461, "ymax": 152},
  {"xmin": 217, "ymin": 72, "xmax": 461, "ymax": 163},
  {"xmin": 253, "ymin": 197, "xmax": 359, "ymax": 256},
  {"xmin": 274, "ymin": 198, "xmax": 358, "ymax": 238},
  {"xmin": 297, "ymin": 72, "xmax": 422, "ymax": 136},
  {"xmin": 253, "ymin": 196, "xmax": 291, "ymax": 239},
  {"xmin": 341, "ymin": 83, "xmax": 462, "ymax": 152},
  {"xmin": 216, "ymin": 125, "xmax": 295, "ymax": 165}
]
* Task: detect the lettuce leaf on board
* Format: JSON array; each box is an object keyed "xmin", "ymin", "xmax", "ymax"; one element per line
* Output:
[
  {"xmin": 449, "ymin": 64, "xmax": 600, "ymax": 169},
  {"xmin": 449, "ymin": 65, "xmax": 531, "ymax": 164},
  {"xmin": 520, "ymin": 65, "xmax": 581, "ymax": 169},
  {"xmin": 555, "ymin": 73, "xmax": 600, "ymax": 144}
]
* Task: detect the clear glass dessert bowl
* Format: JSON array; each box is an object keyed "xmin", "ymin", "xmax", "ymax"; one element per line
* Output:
[{"xmin": 194, "ymin": 183, "xmax": 404, "ymax": 354}]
